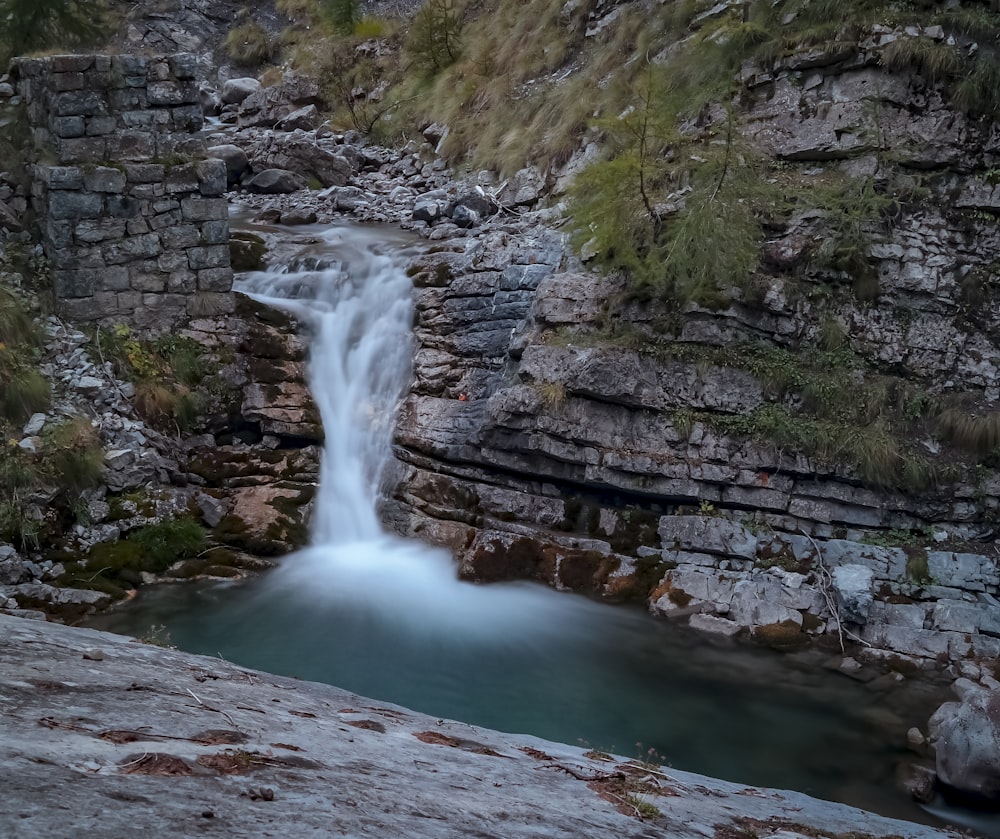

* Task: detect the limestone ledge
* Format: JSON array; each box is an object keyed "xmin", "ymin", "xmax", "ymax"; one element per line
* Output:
[{"xmin": 0, "ymin": 613, "xmax": 960, "ymax": 839}]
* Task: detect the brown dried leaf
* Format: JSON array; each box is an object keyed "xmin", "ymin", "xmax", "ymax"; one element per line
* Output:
[
  {"xmin": 347, "ymin": 719, "xmax": 386, "ymax": 733},
  {"xmin": 120, "ymin": 753, "xmax": 193, "ymax": 775},
  {"xmin": 191, "ymin": 729, "xmax": 248, "ymax": 745}
]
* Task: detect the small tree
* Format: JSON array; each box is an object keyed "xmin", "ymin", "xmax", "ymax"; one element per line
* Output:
[
  {"xmin": 0, "ymin": 0, "xmax": 108, "ymax": 65},
  {"xmin": 406, "ymin": 0, "xmax": 461, "ymax": 73},
  {"xmin": 326, "ymin": 0, "xmax": 359, "ymax": 33}
]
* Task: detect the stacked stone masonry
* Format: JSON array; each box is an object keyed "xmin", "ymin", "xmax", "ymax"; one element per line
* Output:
[{"xmin": 13, "ymin": 54, "xmax": 233, "ymax": 327}]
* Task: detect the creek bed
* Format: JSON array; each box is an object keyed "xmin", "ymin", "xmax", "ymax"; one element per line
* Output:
[
  {"xmin": 84, "ymin": 561, "xmax": 963, "ymax": 832},
  {"xmin": 83, "ymin": 211, "xmax": 998, "ymax": 837}
]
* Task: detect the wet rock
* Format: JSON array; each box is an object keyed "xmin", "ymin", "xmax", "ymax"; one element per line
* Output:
[
  {"xmin": 199, "ymin": 84, "xmax": 221, "ymax": 115},
  {"xmin": 907, "ymin": 726, "xmax": 925, "ymax": 749},
  {"xmin": 898, "ymin": 762, "xmax": 936, "ymax": 803},
  {"xmin": 247, "ymin": 169, "xmax": 308, "ymax": 194},
  {"xmin": 0, "ymin": 614, "xmax": 955, "ymax": 839},
  {"xmin": 280, "ymin": 209, "xmax": 318, "ymax": 225},
  {"xmin": 929, "ymin": 680, "xmax": 1000, "ymax": 803},
  {"xmin": 9, "ymin": 582, "xmax": 111, "ymax": 610},
  {"xmin": 688, "ymin": 613, "xmax": 741, "ymax": 637}
]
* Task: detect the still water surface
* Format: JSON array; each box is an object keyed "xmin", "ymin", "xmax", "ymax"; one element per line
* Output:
[{"xmin": 88, "ymin": 546, "xmax": 959, "ymax": 831}]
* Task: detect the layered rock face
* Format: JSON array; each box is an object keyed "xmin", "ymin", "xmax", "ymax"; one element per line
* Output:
[{"xmin": 387, "ymin": 33, "xmax": 1000, "ymax": 666}]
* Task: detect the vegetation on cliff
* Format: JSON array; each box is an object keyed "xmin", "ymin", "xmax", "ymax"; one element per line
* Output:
[{"xmin": 0, "ymin": 0, "xmax": 110, "ymax": 65}]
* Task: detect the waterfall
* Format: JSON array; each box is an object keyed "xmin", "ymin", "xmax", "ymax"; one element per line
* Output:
[
  {"xmin": 239, "ymin": 227, "xmax": 413, "ymax": 544},
  {"xmin": 234, "ymin": 219, "xmax": 602, "ymax": 641}
]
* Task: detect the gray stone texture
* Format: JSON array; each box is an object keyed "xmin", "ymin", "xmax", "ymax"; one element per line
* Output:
[
  {"xmin": 14, "ymin": 54, "xmax": 232, "ymax": 327},
  {"xmin": 929, "ymin": 680, "xmax": 1000, "ymax": 802},
  {"xmin": 0, "ymin": 614, "xmax": 956, "ymax": 839}
]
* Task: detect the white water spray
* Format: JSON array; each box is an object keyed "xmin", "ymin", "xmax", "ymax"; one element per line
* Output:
[
  {"xmin": 236, "ymin": 220, "xmax": 604, "ymax": 639},
  {"xmin": 241, "ymin": 228, "xmax": 413, "ymax": 543}
]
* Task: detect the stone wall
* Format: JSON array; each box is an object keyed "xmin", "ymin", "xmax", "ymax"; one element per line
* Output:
[{"xmin": 12, "ymin": 54, "xmax": 233, "ymax": 328}]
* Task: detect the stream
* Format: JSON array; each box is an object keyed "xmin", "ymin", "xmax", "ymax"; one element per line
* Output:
[{"xmin": 86, "ymin": 213, "xmax": 997, "ymax": 836}]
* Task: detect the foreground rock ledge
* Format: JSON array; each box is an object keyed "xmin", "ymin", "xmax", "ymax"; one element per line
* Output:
[{"xmin": 0, "ymin": 615, "xmax": 956, "ymax": 839}]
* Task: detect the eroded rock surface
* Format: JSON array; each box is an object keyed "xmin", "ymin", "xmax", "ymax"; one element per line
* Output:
[
  {"xmin": 929, "ymin": 678, "xmax": 1000, "ymax": 804},
  {"xmin": 0, "ymin": 614, "xmax": 961, "ymax": 839}
]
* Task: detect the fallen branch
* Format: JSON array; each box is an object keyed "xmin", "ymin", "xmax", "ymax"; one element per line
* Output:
[
  {"xmin": 802, "ymin": 532, "xmax": 872, "ymax": 652},
  {"xmin": 544, "ymin": 763, "xmax": 626, "ymax": 782},
  {"xmin": 186, "ymin": 688, "xmax": 242, "ymax": 731}
]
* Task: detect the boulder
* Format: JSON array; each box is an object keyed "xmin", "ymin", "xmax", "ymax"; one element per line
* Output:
[
  {"xmin": 206, "ymin": 144, "xmax": 250, "ymax": 186},
  {"xmin": 248, "ymin": 138, "xmax": 354, "ymax": 187},
  {"xmin": 830, "ymin": 564, "xmax": 874, "ymax": 625},
  {"xmin": 450, "ymin": 189, "xmax": 496, "ymax": 219},
  {"xmin": 22, "ymin": 413, "xmax": 47, "ymax": 436},
  {"xmin": 199, "ymin": 84, "xmax": 221, "ymax": 115},
  {"xmin": 247, "ymin": 169, "xmax": 308, "ymax": 194},
  {"xmin": 928, "ymin": 680, "xmax": 1000, "ymax": 803},
  {"xmin": 412, "ymin": 197, "xmax": 442, "ymax": 223},
  {"xmin": 221, "ymin": 77, "xmax": 261, "ymax": 105},
  {"xmin": 421, "ymin": 121, "xmax": 448, "ymax": 147},
  {"xmin": 280, "ymin": 209, "xmax": 318, "ymax": 225},
  {"xmin": 0, "ymin": 201, "xmax": 22, "ymax": 232},
  {"xmin": 10, "ymin": 582, "xmax": 111, "ymax": 609},
  {"xmin": 238, "ymin": 74, "xmax": 322, "ymax": 128},
  {"xmin": 276, "ymin": 104, "xmax": 320, "ymax": 132},
  {"xmin": 452, "ymin": 204, "xmax": 480, "ymax": 228},
  {"xmin": 0, "ymin": 546, "xmax": 26, "ymax": 585},
  {"xmin": 498, "ymin": 167, "xmax": 548, "ymax": 207}
]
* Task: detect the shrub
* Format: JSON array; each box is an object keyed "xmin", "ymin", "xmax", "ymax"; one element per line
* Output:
[
  {"xmin": 935, "ymin": 406, "xmax": 1000, "ymax": 455},
  {"xmin": 0, "ymin": 287, "xmax": 40, "ymax": 347},
  {"xmin": 325, "ymin": 0, "xmax": 359, "ymax": 33},
  {"xmin": 84, "ymin": 516, "xmax": 207, "ymax": 581},
  {"xmin": 881, "ymin": 36, "xmax": 964, "ymax": 85},
  {"xmin": 0, "ymin": 367, "xmax": 50, "ymax": 424},
  {"xmin": 96, "ymin": 325, "xmax": 211, "ymax": 432},
  {"xmin": 224, "ymin": 18, "xmax": 274, "ymax": 67},
  {"xmin": 128, "ymin": 517, "xmax": 206, "ymax": 571},
  {"xmin": 43, "ymin": 416, "xmax": 103, "ymax": 493},
  {"xmin": 0, "ymin": 0, "xmax": 109, "ymax": 65}
]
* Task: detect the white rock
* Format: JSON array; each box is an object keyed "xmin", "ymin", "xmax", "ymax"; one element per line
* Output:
[
  {"xmin": 831, "ymin": 564, "xmax": 874, "ymax": 625},
  {"xmin": 22, "ymin": 413, "xmax": 46, "ymax": 436},
  {"xmin": 74, "ymin": 375, "xmax": 104, "ymax": 394},
  {"xmin": 689, "ymin": 613, "xmax": 741, "ymax": 637}
]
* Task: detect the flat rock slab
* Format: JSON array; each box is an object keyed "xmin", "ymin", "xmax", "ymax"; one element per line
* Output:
[{"xmin": 0, "ymin": 614, "xmax": 958, "ymax": 838}]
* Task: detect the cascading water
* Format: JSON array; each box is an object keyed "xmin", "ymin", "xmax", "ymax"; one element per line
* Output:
[
  {"xmin": 234, "ymin": 222, "xmax": 603, "ymax": 639},
  {"xmin": 240, "ymin": 227, "xmax": 412, "ymax": 544}
]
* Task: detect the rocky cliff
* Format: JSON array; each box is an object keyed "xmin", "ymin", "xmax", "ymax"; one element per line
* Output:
[{"xmin": 381, "ymin": 7, "xmax": 1000, "ymax": 670}]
